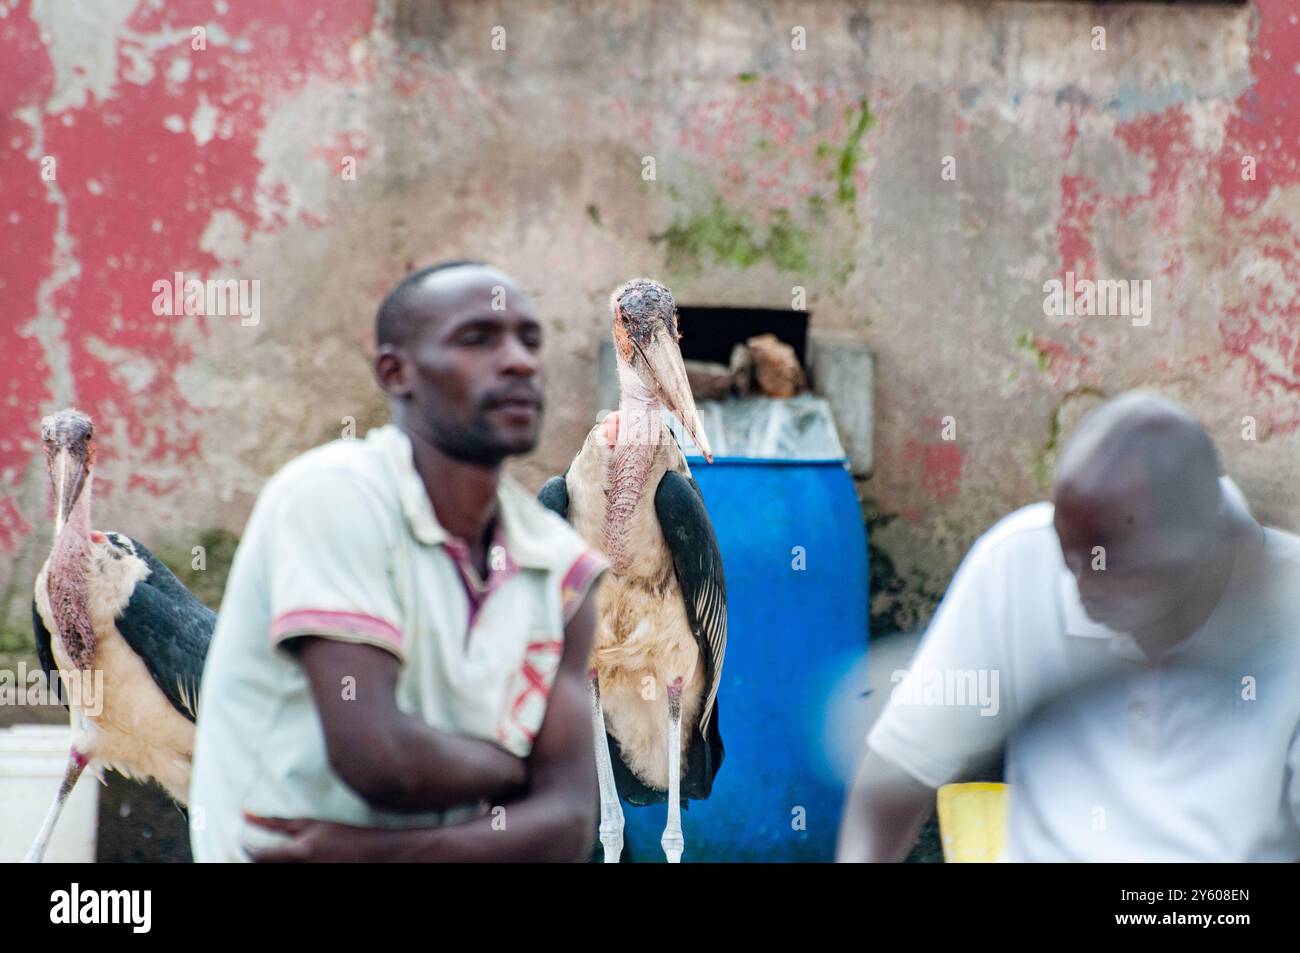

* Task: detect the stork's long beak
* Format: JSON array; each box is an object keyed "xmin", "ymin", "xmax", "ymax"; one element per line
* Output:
[
  {"xmin": 639, "ymin": 324, "xmax": 714, "ymax": 463},
  {"xmin": 51, "ymin": 448, "xmax": 88, "ymax": 538}
]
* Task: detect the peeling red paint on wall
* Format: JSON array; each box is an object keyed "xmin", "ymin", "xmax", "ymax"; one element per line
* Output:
[
  {"xmin": 1114, "ymin": 107, "xmax": 1193, "ymax": 286},
  {"xmin": 0, "ymin": 0, "xmax": 373, "ymax": 553},
  {"xmin": 903, "ymin": 437, "xmax": 964, "ymax": 502},
  {"xmin": 1219, "ymin": 223, "xmax": 1300, "ymax": 399},
  {"xmin": 1057, "ymin": 172, "xmax": 1100, "ymax": 279},
  {"xmin": 1041, "ymin": 0, "xmax": 1300, "ymax": 427},
  {"xmin": 1030, "ymin": 334, "xmax": 1093, "ymax": 392},
  {"xmin": 1219, "ymin": 0, "xmax": 1300, "ymax": 216},
  {"xmin": 1114, "ymin": 108, "xmax": 1193, "ymax": 213},
  {"xmin": 1057, "ymin": 108, "xmax": 1195, "ymax": 289},
  {"xmin": 1215, "ymin": 0, "xmax": 1300, "ymax": 408},
  {"xmin": 0, "ymin": 2, "xmax": 56, "ymax": 550}
]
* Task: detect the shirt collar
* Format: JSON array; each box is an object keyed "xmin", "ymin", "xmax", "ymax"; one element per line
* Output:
[
  {"xmin": 375, "ymin": 423, "xmax": 552, "ymax": 569},
  {"xmin": 1058, "ymin": 568, "xmax": 1150, "ymax": 661},
  {"xmin": 443, "ymin": 521, "xmax": 518, "ymax": 591}
]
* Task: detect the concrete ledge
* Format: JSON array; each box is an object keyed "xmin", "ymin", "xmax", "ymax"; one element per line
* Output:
[{"xmin": 809, "ymin": 335, "xmax": 875, "ymax": 477}]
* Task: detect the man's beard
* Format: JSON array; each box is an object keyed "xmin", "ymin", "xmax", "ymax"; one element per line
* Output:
[{"xmin": 426, "ymin": 411, "xmax": 537, "ymax": 466}]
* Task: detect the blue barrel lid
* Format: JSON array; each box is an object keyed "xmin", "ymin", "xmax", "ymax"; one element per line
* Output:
[{"xmin": 686, "ymin": 455, "xmax": 851, "ymax": 469}]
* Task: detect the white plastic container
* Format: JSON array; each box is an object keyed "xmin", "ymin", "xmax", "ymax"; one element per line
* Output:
[{"xmin": 0, "ymin": 724, "xmax": 98, "ymax": 862}]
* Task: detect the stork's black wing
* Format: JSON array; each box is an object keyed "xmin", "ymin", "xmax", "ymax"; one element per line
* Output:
[
  {"xmin": 32, "ymin": 599, "xmax": 66, "ymax": 710},
  {"xmin": 653, "ymin": 468, "xmax": 726, "ymax": 800},
  {"xmin": 537, "ymin": 474, "xmax": 569, "ymax": 520},
  {"xmin": 112, "ymin": 537, "xmax": 215, "ymax": 722}
]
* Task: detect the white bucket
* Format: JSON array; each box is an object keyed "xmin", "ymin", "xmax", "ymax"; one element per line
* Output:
[{"xmin": 0, "ymin": 724, "xmax": 98, "ymax": 862}]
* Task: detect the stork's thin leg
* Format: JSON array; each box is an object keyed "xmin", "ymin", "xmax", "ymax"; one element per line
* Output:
[
  {"xmin": 661, "ymin": 677, "xmax": 685, "ymax": 864},
  {"xmin": 23, "ymin": 749, "xmax": 87, "ymax": 863},
  {"xmin": 590, "ymin": 671, "xmax": 624, "ymax": 863}
]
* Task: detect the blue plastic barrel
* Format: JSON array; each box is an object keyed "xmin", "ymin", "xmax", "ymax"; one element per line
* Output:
[{"xmin": 618, "ymin": 456, "xmax": 869, "ymax": 862}]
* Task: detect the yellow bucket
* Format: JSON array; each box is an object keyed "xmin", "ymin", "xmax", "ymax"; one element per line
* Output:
[{"xmin": 936, "ymin": 782, "xmax": 1008, "ymax": 863}]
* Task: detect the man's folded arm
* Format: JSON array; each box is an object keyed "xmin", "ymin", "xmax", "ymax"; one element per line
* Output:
[
  {"xmin": 293, "ymin": 636, "xmax": 528, "ymax": 811},
  {"xmin": 346, "ymin": 588, "xmax": 601, "ymax": 862}
]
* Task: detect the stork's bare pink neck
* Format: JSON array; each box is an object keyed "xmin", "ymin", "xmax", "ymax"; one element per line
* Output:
[
  {"xmin": 49, "ymin": 482, "xmax": 95, "ymax": 669},
  {"xmin": 603, "ymin": 366, "xmax": 660, "ymax": 573}
]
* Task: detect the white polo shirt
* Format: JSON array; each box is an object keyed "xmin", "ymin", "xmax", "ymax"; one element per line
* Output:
[
  {"xmin": 868, "ymin": 484, "xmax": 1300, "ymax": 861},
  {"xmin": 189, "ymin": 424, "xmax": 607, "ymax": 861}
]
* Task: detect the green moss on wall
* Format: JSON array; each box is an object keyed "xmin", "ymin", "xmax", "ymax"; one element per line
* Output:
[
  {"xmin": 1015, "ymin": 329, "xmax": 1051, "ymax": 371},
  {"xmin": 1032, "ymin": 405, "xmax": 1062, "ymax": 489},
  {"xmin": 835, "ymin": 100, "xmax": 875, "ymax": 207},
  {"xmin": 654, "ymin": 97, "xmax": 873, "ymax": 283},
  {"xmin": 657, "ymin": 197, "xmax": 811, "ymax": 274},
  {"xmin": 1030, "ymin": 386, "xmax": 1106, "ymax": 490}
]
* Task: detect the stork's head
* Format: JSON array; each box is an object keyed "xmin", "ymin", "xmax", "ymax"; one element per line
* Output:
[
  {"xmin": 41, "ymin": 409, "xmax": 95, "ymax": 537},
  {"xmin": 610, "ymin": 278, "xmax": 713, "ymax": 462}
]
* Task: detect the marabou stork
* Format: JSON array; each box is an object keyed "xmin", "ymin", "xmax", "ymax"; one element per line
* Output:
[
  {"xmin": 25, "ymin": 409, "xmax": 214, "ymax": 863},
  {"xmin": 539, "ymin": 279, "xmax": 726, "ymax": 863}
]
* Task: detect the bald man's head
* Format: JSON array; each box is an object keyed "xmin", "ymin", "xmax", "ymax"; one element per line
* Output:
[
  {"xmin": 1053, "ymin": 392, "xmax": 1226, "ymax": 633},
  {"xmin": 372, "ymin": 261, "xmax": 544, "ymax": 465},
  {"xmin": 1056, "ymin": 392, "xmax": 1222, "ymax": 533}
]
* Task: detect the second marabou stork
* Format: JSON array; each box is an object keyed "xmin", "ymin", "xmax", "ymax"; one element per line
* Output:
[
  {"xmin": 25, "ymin": 409, "xmax": 214, "ymax": 863},
  {"xmin": 540, "ymin": 279, "xmax": 726, "ymax": 863}
]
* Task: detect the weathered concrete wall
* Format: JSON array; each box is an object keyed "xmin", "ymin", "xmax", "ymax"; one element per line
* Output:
[{"xmin": 2, "ymin": 0, "xmax": 1297, "ymax": 638}]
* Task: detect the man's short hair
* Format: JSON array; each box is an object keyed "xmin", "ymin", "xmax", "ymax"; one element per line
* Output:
[{"xmin": 375, "ymin": 259, "xmax": 486, "ymax": 348}]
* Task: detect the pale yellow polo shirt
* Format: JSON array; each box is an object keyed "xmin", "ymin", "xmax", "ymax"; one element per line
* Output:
[{"xmin": 189, "ymin": 424, "xmax": 606, "ymax": 861}]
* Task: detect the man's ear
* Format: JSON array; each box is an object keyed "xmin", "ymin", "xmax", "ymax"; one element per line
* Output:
[{"xmin": 374, "ymin": 347, "xmax": 412, "ymax": 398}]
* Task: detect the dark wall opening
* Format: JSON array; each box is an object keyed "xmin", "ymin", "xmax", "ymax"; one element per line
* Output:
[{"xmin": 676, "ymin": 307, "xmax": 811, "ymax": 369}]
